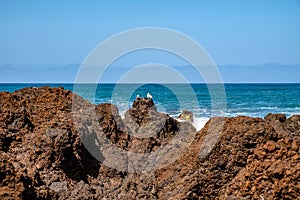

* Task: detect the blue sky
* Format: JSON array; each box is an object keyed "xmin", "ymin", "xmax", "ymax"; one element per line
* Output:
[{"xmin": 0, "ymin": 0, "xmax": 300, "ymax": 82}]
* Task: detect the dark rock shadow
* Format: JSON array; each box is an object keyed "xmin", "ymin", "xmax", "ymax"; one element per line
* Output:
[{"xmin": 60, "ymin": 132, "xmax": 103, "ymax": 183}]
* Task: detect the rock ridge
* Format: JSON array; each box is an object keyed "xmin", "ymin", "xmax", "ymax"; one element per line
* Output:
[{"xmin": 0, "ymin": 87, "xmax": 299, "ymax": 199}]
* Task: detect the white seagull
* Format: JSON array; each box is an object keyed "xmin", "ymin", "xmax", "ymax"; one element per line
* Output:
[
  {"xmin": 147, "ymin": 92, "xmax": 153, "ymax": 99},
  {"xmin": 136, "ymin": 94, "xmax": 140, "ymax": 99}
]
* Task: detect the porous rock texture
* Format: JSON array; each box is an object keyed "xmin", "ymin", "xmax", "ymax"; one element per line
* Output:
[{"xmin": 0, "ymin": 87, "xmax": 299, "ymax": 200}]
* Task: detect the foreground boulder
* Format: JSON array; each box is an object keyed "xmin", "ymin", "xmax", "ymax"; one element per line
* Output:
[{"xmin": 0, "ymin": 87, "xmax": 299, "ymax": 200}]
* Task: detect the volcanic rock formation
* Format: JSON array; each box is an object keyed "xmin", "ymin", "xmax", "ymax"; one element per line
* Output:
[{"xmin": 0, "ymin": 87, "xmax": 299, "ymax": 199}]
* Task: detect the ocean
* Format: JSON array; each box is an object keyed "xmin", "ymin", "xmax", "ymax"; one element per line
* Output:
[{"xmin": 1, "ymin": 83, "xmax": 300, "ymax": 130}]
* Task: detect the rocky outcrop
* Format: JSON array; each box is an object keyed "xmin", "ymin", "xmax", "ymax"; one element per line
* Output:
[
  {"xmin": 0, "ymin": 87, "xmax": 299, "ymax": 199},
  {"xmin": 177, "ymin": 110, "xmax": 194, "ymax": 122},
  {"xmin": 220, "ymin": 114, "xmax": 300, "ymax": 200}
]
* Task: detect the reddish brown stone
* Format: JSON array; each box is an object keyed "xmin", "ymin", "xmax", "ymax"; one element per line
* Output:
[{"xmin": 0, "ymin": 87, "xmax": 299, "ymax": 199}]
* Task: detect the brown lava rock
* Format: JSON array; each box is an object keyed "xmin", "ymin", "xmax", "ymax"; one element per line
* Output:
[{"xmin": 0, "ymin": 87, "xmax": 299, "ymax": 200}]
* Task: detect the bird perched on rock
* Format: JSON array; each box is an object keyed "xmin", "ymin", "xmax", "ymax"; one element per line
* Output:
[
  {"xmin": 147, "ymin": 93, "xmax": 153, "ymax": 99},
  {"xmin": 136, "ymin": 94, "xmax": 140, "ymax": 99}
]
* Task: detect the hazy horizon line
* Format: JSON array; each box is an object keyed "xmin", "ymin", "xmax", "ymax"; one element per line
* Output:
[{"xmin": 1, "ymin": 63, "xmax": 300, "ymax": 68}]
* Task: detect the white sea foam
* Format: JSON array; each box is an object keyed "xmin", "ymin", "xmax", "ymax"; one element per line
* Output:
[
  {"xmin": 175, "ymin": 117, "xmax": 209, "ymax": 131},
  {"xmin": 192, "ymin": 117, "xmax": 210, "ymax": 131},
  {"xmin": 260, "ymin": 106, "xmax": 279, "ymax": 109}
]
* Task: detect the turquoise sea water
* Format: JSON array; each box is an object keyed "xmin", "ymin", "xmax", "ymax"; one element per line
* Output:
[{"xmin": 1, "ymin": 83, "xmax": 300, "ymax": 120}]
